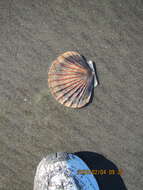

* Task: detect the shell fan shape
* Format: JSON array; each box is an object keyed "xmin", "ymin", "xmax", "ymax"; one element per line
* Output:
[{"xmin": 48, "ymin": 51, "xmax": 98, "ymax": 108}]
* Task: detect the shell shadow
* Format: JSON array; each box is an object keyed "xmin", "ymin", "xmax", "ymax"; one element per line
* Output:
[
  {"xmin": 80, "ymin": 55, "xmax": 99, "ymax": 108},
  {"xmin": 74, "ymin": 151, "xmax": 128, "ymax": 190}
]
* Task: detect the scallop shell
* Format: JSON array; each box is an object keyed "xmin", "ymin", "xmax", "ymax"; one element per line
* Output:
[{"xmin": 48, "ymin": 51, "xmax": 98, "ymax": 108}]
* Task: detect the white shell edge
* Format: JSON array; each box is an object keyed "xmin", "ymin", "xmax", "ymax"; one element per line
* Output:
[{"xmin": 88, "ymin": 60, "xmax": 98, "ymax": 87}]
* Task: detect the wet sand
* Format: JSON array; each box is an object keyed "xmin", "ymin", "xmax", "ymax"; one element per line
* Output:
[{"xmin": 0, "ymin": 0, "xmax": 143, "ymax": 189}]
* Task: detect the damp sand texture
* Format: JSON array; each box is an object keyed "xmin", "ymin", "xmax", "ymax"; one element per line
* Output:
[{"xmin": 0, "ymin": 0, "xmax": 143, "ymax": 190}]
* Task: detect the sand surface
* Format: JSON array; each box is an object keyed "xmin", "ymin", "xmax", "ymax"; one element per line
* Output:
[{"xmin": 0, "ymin": 0, "xmax": 143, "ymax": 189}]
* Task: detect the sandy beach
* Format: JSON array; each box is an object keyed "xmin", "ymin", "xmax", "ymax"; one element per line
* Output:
[{"xmin": 0, "ymin": 0, "xmax": 143, "ymax": 189}]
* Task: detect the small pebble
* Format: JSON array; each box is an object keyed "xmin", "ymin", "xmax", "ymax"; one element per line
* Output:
[{"xmin": 24, "ymin": 98, "xmax": 27, "ymax": 102}]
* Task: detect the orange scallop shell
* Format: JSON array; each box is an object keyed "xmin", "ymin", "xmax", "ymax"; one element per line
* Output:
[{"xmin": 48, "ymin": 51, "xmax": 97, "ymax": 108}]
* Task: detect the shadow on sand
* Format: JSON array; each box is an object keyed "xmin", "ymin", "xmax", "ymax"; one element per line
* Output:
[{"xmin": 74, "ymin": 151, "xmax": 127, "ymax": 190}]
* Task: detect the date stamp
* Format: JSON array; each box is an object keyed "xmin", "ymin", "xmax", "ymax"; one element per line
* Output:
[{"xmin": 77, "ymin": 169, "xmax": 123, "ymax": 175}]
